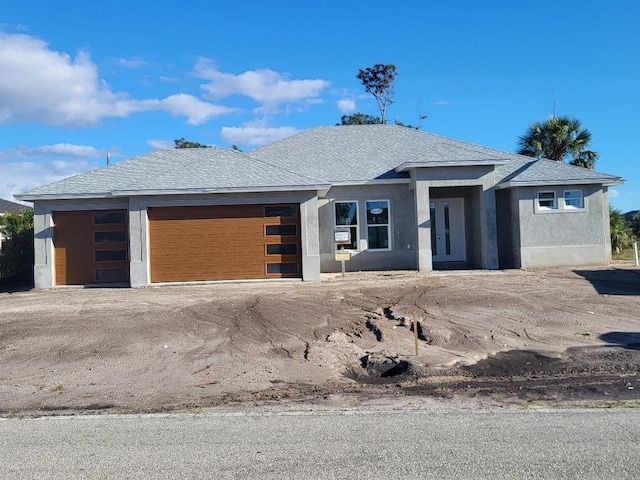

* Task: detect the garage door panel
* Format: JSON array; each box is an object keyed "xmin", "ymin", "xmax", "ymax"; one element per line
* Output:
[
  {"xmin": 53, "ymin": 210, "xmax": 129, "ymax": 285},
  {"xmin": 148, "ymin": 204, "xmax": 301, "ymax": 282}
]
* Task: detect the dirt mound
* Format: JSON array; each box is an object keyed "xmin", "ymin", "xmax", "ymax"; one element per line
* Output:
[{"xmin": 0, "ymin": 267, "xmax": 639, "ymax": 416}]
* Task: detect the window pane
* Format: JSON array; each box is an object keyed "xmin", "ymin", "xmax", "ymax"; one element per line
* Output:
[
  {"xmin": 366, "ymin": 201, "xmax": 388, "ymax": 225},
  {"xmin": 266, "ymin": 244, "xmax": 298, "ymax": 255},
  {"xmin": 537, "ymin": 192, "xmax": 556, "ymax": 209},
  {"xmin": 94, "ymin": 211, "xmax": 126, "ymax": 224},
  {"xmin": 265, "ymin": 206, "xmax": 297, "ymax": 217},
  {"xmin": 95, "ymin": 231, "xmax": 126, "ymax": 243},
  {"xmin": 444, "ymin": 202, "xmax": 451, "ymax": 255},
  {"xmin": 430, "ymin": 203, "xmax": 437, "ymax": 256},
  {"xmin": 265, "ymin": 225, "xmax": 297, "ymax": 236},
  {"xmin": 95, "ymin": 250, "xmax": 127, "ymax": 262},
  {"xmin": 95, "ymin": 268, "xmax": 128, "ymax": 282},
  {"xmin": 335, "ymin": 202, "xmax": 357, "ymax": 225},
  {"xmin": 368, "ymin": 226, "xmax": 389, "ymax": 249},
  {"xmin": 564, "ymin": 190, "xmax": 583, "ymax": 208},
  {"xmin": 266, "ymin": 262, "xmax": 298, "ymax": 274}
]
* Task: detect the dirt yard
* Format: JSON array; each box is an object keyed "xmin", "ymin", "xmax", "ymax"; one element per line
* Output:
[{"xmin": 0, "ymin": 266, "xmax": 639, "ymax": 416}]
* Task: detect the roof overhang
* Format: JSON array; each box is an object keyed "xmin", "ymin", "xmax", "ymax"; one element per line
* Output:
[
  {"xmin": 15, "ymin": 184, "xmax": 331, "ymax": 202},
  {"xmin": 328, "ymin": 178, "xmax": 411, "ymax": 187},
  {"xmin": 395, "ymin": 158, "xmax": 509, "ymax": 172},
  {"xmin": 496, "ymin": 177, "xmax": 625, "ymax": 190}
]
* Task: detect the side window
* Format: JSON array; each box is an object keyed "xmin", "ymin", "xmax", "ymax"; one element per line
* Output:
[
  {"xmin": 563, "ymin": 190, "xmax": 584, "ymax": 209},
  {"xmin": 334, "ymin": 201, "xmax": 358, "ymax": 250},
  {"xmin": 366, "ymin": 200, "xmax": 390, "ymax": 250},
  {"xmin": 537, "ymin": 191, "xmax": 557, "ymax": 210}
]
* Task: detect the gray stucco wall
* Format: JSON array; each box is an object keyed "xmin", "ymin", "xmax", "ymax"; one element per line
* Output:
[
  {"xmin": 318, "ymin": 183, "xmax": 417, "ymax": 273},
  {"xmin": 516, "ymin": 184, "xmax": 610, "ymax": 268}
]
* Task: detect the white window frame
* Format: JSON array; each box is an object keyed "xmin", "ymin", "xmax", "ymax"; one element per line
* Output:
[
  {"xmin": 365, "ymin": 199, "xmax": 391, "ymax": 251},
  {"xmin": 333, "ymin": 200, "xmax": 359, "ymax": 251},
  {"xmin": 536, "ymin": 191, "xmax": 557, "ymax": 211},
  {"xmin": 563, "ymin": 189, "xmax": 584, "ymax": 209}
]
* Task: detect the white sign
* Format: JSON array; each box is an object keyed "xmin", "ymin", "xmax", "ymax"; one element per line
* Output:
[{"xmin": 334, "ymin": 230, "xmax": 351, "ymax": 244}]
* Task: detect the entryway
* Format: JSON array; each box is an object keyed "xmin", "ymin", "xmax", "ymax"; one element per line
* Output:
[{"xmin": 430, "ymin": 198, "xmax": 466, "ymax": 263}]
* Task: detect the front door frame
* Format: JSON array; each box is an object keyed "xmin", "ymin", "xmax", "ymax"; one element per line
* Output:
[{"xmin": 430, "ymin": 197, "xmax": 466, "ymax": 263}]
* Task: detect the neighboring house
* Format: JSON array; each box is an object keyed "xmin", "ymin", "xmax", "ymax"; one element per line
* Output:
[
  {"xmin": 15, "ymin": 125, "xmax": 623, "ymax": 288},
  {"xmin": 0, "ymin": 198, "xmax": 26, "ymax": 252}
]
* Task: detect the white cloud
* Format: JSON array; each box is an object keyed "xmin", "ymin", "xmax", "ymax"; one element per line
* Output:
[
  {"xmin": 0, "ymin": 32, "xmax": 233, "ymax": 127},
  {"xmin": 143, "ymin": 94, "xmax": 237, "ymax": 125},
  {"xmin": 0, "ymin": 143, "xmax": 107, "ymax": 201},
  {"xmin": 195, "ymin": 58, "xmax": 330, "ymax": 112},
  {"xmin": 337, "ymin": 98, "xmax": 356, "ymax": 113},
  {"xmin": 146, "ymin": 139, "xmax": 174, "ymax": 150},
  {"xmin": 0, "ymin": 143, "xmax": 103, "ymax": 161},
  {"xmin": 433, "ymin": 100, "xmax": 453, "ymax": 106},
  {"xmin": 109, "ymin": 56, "xmax": 149, "ymax": 69},
  {"xmin": 609, "ymin": 189, "xmax": 620, "ymax": 198},
  {"xmin": 220, "ymin": 121, "xmax": 300, "ymax": 147}
]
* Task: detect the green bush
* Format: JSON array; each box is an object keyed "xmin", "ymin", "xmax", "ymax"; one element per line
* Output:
[
  {"xmin": 610, "ymin": 207, "xmax": 636, "ymax": 254},
  {"xmin": 0, "ymin": 208, "xmax": 34, "ymax": 278}
]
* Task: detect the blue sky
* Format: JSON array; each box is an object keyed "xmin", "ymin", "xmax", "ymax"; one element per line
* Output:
[{"xmin": 1, "ymin": 1, "xmax": 638, "ymax": 212}]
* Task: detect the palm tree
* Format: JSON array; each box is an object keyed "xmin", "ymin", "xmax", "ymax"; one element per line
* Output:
[{"xmin": 517, "ymin": 116, "xmax": 599, "ymax": 169}]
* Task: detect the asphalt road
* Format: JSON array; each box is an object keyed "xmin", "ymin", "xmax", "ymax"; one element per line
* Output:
[{"xmin": 1, "ymin": 408, "xmax": 639, "ymax": 479}]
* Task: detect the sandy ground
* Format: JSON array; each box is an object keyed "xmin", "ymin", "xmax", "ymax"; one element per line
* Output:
[{"xmin": 0, "ymin": 265, "xmax": 639, "ymax": 416}]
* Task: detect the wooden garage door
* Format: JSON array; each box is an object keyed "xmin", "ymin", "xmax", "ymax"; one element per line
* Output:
[
  {"xmin": 148, "ymin": 204, "xmax": 301, "ymax": 282},
  {"xmin": 53, "ymin": 210, "xmax": 129, "ymax": 285}
]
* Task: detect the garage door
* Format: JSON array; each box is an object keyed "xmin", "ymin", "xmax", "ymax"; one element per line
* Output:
[
  {"xmin": 53, "ymin": 210, "xmax": 129, "ymax": 285},
  {"xmin": 148, "ymin": 204, "xmax": 301, "ymax": 282}
]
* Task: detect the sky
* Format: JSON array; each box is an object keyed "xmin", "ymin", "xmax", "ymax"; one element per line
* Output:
[{"xmin": 1, "ymin": 0, "xmax": 638, "ymax": 212}]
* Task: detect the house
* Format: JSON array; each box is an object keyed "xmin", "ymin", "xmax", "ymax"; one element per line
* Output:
[
  {"xmin": 0, "ymin": 198, "xmax": 27, "ymax": 252},
  {"xmin": 15, "ymin": 125, "xmax": 623, "ymax": 288}
]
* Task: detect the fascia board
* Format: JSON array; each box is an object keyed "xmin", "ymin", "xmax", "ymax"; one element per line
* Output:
[
  {"xmin": 395, "ymin": 159, "xmax": 509, "ymax": 172},
  {"xmin": 496, "ymin": 178, "xmax": 625, "ymax": 190}
]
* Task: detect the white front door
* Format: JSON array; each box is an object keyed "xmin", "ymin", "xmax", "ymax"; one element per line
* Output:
[{"xmin": 430, "ymin": 198, "xmax": 466, "ymax": 263}]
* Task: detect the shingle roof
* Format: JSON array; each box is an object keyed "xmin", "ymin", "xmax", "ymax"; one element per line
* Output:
[
  {"xmin": 0, "ymin": 198, "xmax": 26, "ymax": 214},
  {"xmin": 251, "ymin": 125, "xmax": 517, "ymax": 182},
  {"xmin": 494, "ymin": 155, "xmax": 622, "ymax": 187},
  {"xmin": 16, "ymin": 148, "xmax": 328, "ymax": 200},
  {"xmin": 15, "ymin": 124, "xmax": 623, "ymax": 201}
]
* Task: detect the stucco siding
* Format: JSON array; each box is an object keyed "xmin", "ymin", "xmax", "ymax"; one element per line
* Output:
[
  {"xmin": 318, "ymin": 184, "xmax": 417, "ymax": 273},
  {"xmin": 517, "ymin": 184, "xmax": 610, "ymax": 267}
]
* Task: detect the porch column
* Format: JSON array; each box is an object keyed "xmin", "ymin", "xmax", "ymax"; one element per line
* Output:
[
  {"xmin": 300, "ymin": 193, "xmax": 320, "ymax": 281},
  {"xmin": 414, "ymin": 180, "xmax": 433, "ymax": 272},
  {"xmin": 480, "ymin": 185, "xmax": 499, "ymax": 269},
  {"xmin": 33, "ymin": 204, "xmax": 54, "ymax": 288},
  {"xmin": 128, "ymin": 197, "xmax": 149, "ymax": 287}
]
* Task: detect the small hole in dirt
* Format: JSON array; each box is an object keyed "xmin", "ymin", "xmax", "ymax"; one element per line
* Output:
[{"xmin": 380, "ymin": 360, "xmax": 411, "ymax": 377}]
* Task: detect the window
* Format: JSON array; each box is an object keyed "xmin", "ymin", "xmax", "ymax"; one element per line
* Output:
[
  {"xmin": 334, "ymin": 201, "xmax": 358, "ymax": 250},
  {"xmin": 264, "ymin": 205, "xmax": 297, "ymax": 217},
  {"xmin": 95, "ymin": 250, "xmax": 128, "ymax": 262},
  {"xmin": 266, "ymin": 262, "xmax": 298, "ymax": 274},
  {"xmin": 94, "ymin": 231, "xmax": 126, "ymax": 243},
  {"xmin": 94, "ymin": 211, "xmax": 126, "ymax": 224},
  {"xmin": 536, "ymin": 191, "xmax": 557, "ymax": 210},
  {"xmin": 564, "ymin": 190, "xmax": 584, "ymax": 209},
  {"xmin": 95, "ymin": 268, "xmax": 128, "ymax": 282},
  {"xmin": 366, "ymin": 200, "xmax": 390, "ymax": 250},
  {"xmin": 265, "ymin": 224, "xmax": 297, "ymax": 236},
  {"xmin": 266, "ymin": 244, "xmax": 298, "ymax": 255}
]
